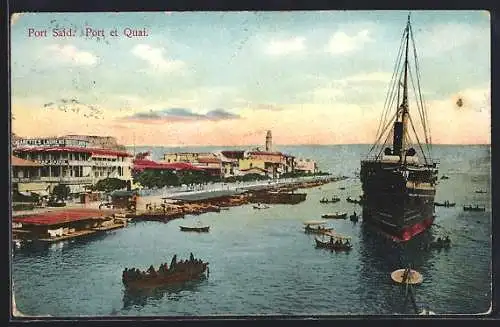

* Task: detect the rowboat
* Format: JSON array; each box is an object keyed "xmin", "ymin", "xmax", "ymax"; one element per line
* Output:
[
  {"xmin": 434, "ymin": 201, "xmax": 455, "ymax": 207},
  {"xmin": 122, "ymin": 254, "xmax": 209, "ymax": 290},
  {"xmin": 303, "ymin": 220, "xmax": 333, "ymax": 235},
  {"xmin": 179, "ymin": 226, "xmax": 210, "ymax": 232},
  {"xmin": 463, "ymin": 205, "xmax": 486, "ymax": 212},
  {"xmin": 321, "ymin": 212, "xmax": 347, "ymax": 219},
  {"xmin": 314, "ymin": 231, "xmax": 352, "ymax": 251},
  {"xmin": 319, "ymin": 197, "xmax": 340, "ymax": 204},
  {"xmin": 253, "ymin": 203, "xmax": 270, "ymax": 210}
]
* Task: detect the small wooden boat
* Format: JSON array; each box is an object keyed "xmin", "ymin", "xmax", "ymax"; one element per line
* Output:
[
  {"xmin": 349, "ymin": 213, "xmax": 359, "ymax": 222},
  {"xmin": 315, "ymin": 231, "xmax": 352, "ymax": 251},
  {"xmin": 219, "ymin": 207, "xmax": 230, "ymax": 211},
  {"xmin": 434, "ymin": 201, "xmax": 456, "ymax": 207},
  {"xmin": 122, "ymin": 254, "xmax": 209, "ymax": 290},
  {"xmin": 475, "ymin": 190, "xmax": 487, "ymax": 194},
  {"xmin": 424, "ymin": 237, "xmax": 451, "ymax": 250},
  {"xmin": 322, "ymin": 212, "xmax": 347, "ymax": 219},
  {"xmin": 463, "ymin": 205, "xmax": 486, "ymax": 212},
  {"xmin": 253, "ymin": 203, "xmax": 270, "ymax": 209},
  {"xmin": 179, "ymin": 226, "xmax": 210, "ymax": 232},
  {"xmin": 346, "ymin": 196, "xmax": 363, "ymax": 205},
  {"xmin": 440, "ymin": 175, "xmax": 450, "ymax": 180},
  {"xmin": 319, "ymin": 197, "xmax": 340, "ymax": 204},
  {"xmin": 303, "ymin": 221, "xmax": 333, "ymax": 235},
  {"xmin": 339, "ymin": 187, "xmax": 346, "ymax": 190}
]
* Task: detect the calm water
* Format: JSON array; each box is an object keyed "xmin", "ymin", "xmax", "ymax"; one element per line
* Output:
[{"xmin": 12, "ymin": 145, "xmax": 491, "ymax": 316}]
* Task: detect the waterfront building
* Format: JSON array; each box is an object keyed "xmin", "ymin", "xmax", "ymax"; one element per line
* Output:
[
  {"xmin": 247, "ymin": 151, "xmax": 290, "ymax": 178},
  {"xmin": 295, "ymin": 158, "xmax": 318, "ymax": 174},
  {"xmin": 214, "ymin": 151, "xmax": 240, "ymax": 178},
  {"xmin": 12, "ymin": 136, "xmax": 133, "ymax": 194},
  {"xmin": 11, "ymin": 155, "xmax": 47, "ymax": 196},
  {"xmin": 163, "ymin": 152, "xmax": 214, "ymax": 163},
  {"xmin": 162, "ymin": 152, "xmax": 222, "ymax": 178},
  {"xmin": 238, "ymin": 157, "xmax": 269, "ymax": 176},
  {"xmin": 132, "ymin": 158, "xmax": 204, "ymax": 173}
]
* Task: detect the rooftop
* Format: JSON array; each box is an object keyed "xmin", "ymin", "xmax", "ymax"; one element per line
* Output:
[
  {"xmin": 13, "ymin": 208, "xmax": 116, "ymax": 226},
  {"xmin": 14, "ymin": 146, "xmax": 131, "ymax": 157},
  {"xmin": 133, "ymin": 159, "xmax": 204, "ymax": 171}
]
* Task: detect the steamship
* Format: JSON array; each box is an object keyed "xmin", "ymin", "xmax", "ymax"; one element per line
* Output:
[{"xmin": 360, "ymin": 14, "xmax": 439, "ymax": 242}]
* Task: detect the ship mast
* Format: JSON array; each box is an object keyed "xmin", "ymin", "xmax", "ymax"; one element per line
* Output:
[{"xmin": 393, "ymin": 13, "xmax": 411, "ymax": 162}]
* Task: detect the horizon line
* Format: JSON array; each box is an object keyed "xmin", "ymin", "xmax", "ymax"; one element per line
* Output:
[{"xmin": 124, "ymin": 143, "xmax": 491, "ymax": 148}]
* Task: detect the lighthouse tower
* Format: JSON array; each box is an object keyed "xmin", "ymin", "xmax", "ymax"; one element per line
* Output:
[{"xmin": 265, "ymin": 130, "xmax": 272, "ymax": 152}]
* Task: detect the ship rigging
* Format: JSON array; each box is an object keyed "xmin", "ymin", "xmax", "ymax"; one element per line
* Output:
[
  {"xmin": 368, "ymin": 13, "xmax": 435, "ymax": 166},
  {"xmin": 360, "ymin": 14, "xmax": 439, "ymax": 242}
]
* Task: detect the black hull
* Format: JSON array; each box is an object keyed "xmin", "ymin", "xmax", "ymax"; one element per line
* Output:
[{"xmin": 360, "ymin": 160, "xmax": 437, "ymax": 242}]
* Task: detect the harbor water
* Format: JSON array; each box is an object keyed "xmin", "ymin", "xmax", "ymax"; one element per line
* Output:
[{"xmin": 12, "ymin": 145, "xmax": 491, "ymax": 316}]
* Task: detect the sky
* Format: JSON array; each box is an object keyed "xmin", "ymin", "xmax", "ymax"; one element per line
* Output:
[{"xmin": 10, "ymin": 11, "xmax": 490, "ymax": 146}]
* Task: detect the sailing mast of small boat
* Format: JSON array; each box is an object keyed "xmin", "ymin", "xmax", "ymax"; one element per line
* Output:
[{"xmin": 360, "ymin": 13, "xmax": 439, "ymax": 242}]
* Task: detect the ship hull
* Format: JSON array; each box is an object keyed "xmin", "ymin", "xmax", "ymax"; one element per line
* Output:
[
  {"xmin": 361, "ymin": 204, "xmax": 434, "ymax": 242},
  {"xmin": 360, "ymin": 160, "xmax": 437, "ymax": 242}
]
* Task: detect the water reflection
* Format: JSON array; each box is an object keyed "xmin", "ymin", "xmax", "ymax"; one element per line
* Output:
[
  {"xmin": 356, "ymin": 205, "xmax": 437, "ymax": 314},
  {"xmin": 121, "ymin": 278, "xmax": 206, "ymax": 309}
]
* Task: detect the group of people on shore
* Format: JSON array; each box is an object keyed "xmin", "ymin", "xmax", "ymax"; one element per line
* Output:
[{"xmin": 122, "ymin": 253, "xmax": 205, "ymax": 282}]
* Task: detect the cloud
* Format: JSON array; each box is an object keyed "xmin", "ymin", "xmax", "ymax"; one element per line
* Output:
[
  {"xmin": 47, "ymin": 45, "xmax": 98, "ymax": 66},
  {"xmin": 122, "ymin": 107, "xmax": 241, "ymax": 123},
  {"xmin": 326, "ymin": 29, "xmax": 372, "ymax": 55},
  {"xmin": 414, "ymin": 23, "xmax": 489, "ymax": 55},
  {"xmin": 266, "ymin": 37, "xmax": 306, "ymax": 55},
  {"xmin": 131, "ymin": 44, "xmax": 185, "ymax": 72},
  {"xmin": 304, "ymin": 71, "xmax": 392, "ymax": 104},
  {"xmin": 344, "ymin": 72, "xmax": 392, "ymax": 83}
]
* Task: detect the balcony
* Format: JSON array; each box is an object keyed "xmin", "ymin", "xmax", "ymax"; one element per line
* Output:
[
  {"xmin": 31, "ymin": 160, "xmax": 93, "ymax": 166},
  {"xmin": 39, "ymin": 176, "xmax": 93, "ymax": 184},
  {"xmin": 12, "ymin": 176, "xmax": 41, "ymax": 183}
]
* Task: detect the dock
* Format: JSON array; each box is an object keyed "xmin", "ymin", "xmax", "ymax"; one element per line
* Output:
[{"xmin": 37, "ymin": 230, "xmax": 97, "ymax": 243}]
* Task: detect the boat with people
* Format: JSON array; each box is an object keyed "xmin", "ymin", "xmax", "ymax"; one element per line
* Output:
[
  {"xmin": 253, "ymin": 203, "xmax": 270, "ymax": 210},
  {"xmin": 122, "ymin": 253, "xmax": 209, "ymax": 290},
  {"xmin": 320, "ymin": 196, "xmax": 340, "ymax": 204},
  {"xmin": 303, "ymin": 220, "xmax": 333, "ymax": 235},
  {"xmin": 359, "ymin": 14, "xmax": 439, "ymax": 242},
  {"xmin": 315, "ymin": 231, "xmax": 352, "ymax": 251},
  {"xmin": 463, "ymin": 205, "xmax": 486, "ymax": 212},
  {"xmin": 321, "ymin": 212, "xmax": 347, "ymax": 219},
  {"xmin": 434, "ymin": 201, "xmax": 455, "ymax": 207},
  {"xmin": 423, "ymin": 236, "xmax": 451, "ymax": 250},
  {"xmin": 346, "ymin": 196, "xmax": 363, "ymax": 205}
]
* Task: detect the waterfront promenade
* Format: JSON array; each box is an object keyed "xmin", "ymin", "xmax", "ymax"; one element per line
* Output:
[{"xmin": 12, "ymin": 176, "xmax": 336, "ymax": 216}]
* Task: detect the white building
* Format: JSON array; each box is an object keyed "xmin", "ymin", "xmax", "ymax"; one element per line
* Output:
[
  {"xmin": 12, "ymin": 137, "xmax": 132, "ymax": 194},
  {"xmin": 294, "ymin": 158, "xmax": 317, "ymax": 174}
]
